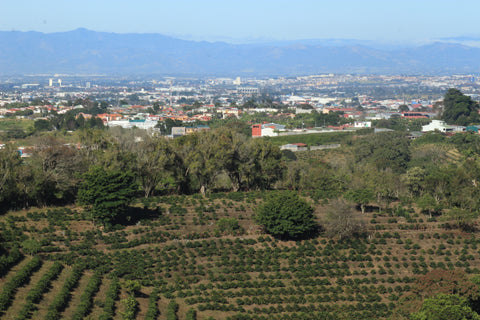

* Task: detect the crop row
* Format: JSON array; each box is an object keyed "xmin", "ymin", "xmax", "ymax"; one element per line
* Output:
[
  {"xmin": 0, "ymin": 256, "xmax": 42, "ymax": 314},
  {"xmin": 16, "ymin": 261, "xmax": 64, "ymax": 320},
  {"xmin": 98, "ymin": 277, "xmax": 120, "ymax": 320},
  {"xmin": 71, "ymin": 271, "xmax": 102, "ymax": 320},
  {"xmin": 0, "ymin": 247, "xmax": 23, "ymax": 277},
  {"xmin": 44, "ymin": 264, "xmax": 83, "ymax": 320}
]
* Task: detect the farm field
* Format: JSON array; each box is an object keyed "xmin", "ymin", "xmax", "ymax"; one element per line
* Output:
[{"xmin": 1, "ymin": 190, "xmax": 479, "ymax": 320}]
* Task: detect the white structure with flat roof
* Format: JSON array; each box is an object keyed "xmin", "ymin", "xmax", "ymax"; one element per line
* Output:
[{"xmin": 421, "ymin": 120, "xmax": 465, "ymax": 133}]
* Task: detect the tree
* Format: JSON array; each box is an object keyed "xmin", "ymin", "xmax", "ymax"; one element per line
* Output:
[
  {"xmin": 323, "ymin": 199, "xmax": 365, "ymax": 239},
  {"xmin": 395, "ymin": 269, "xmax": 480, "ymax": 318},
  {"xmin": 241, "ymin": 138, "xmax": 285, "ymax": 190},
  {"xmin": 0, "ymin": 144, "xmax": 22, "ymax": 212},
  {"xmin": 28, "ymin": 136, "xmax": 83, "ymax": 206},
  {"xmin": 77, "ymin": 166, "xmax": 137, "ymax": 227},
  {"xmin": 256, "ymin": 191, "xmax": 316, "ymax": 239},
  {"xmin": 442, "ymin": 207, "xmax": 478, "ymax": 232},
  {"xmin": 174, "ymin": 132, "xmax": 219, "ymax": 195},
  {"xmin": 345, "ymin": 187, "xmax": 374, "ymax": 214},
  {"xmin": 354, "ymin": 131, "xmax": 410, "ymax": 173},
  {"xmin": 442, "ymin": 88, "xmax": 480, "ymax": 125},
  {"xmin": 210, "ymin": 128, "xmax": 248, "ymax": 192},
  {"xmin": 135, "ymin": 136, "xmax": 176, "ymax": 197},
  {"xmin": 411, "ymin": 294, "xmax": 480, "ymax": 320},
  {"xmin": 34, "ymin": 119, "xmax": 52, "ymax": 132},
  {"xmin": 157, "ymin": 118, "xmax": 183, "ymax": 135}
]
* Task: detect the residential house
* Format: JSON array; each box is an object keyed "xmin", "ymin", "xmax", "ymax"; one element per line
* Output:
[{"xmin": 252, "ymin": 123, "xmax": 286, "ymax": 137}]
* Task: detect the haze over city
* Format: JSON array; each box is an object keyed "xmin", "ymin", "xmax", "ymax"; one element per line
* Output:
[{"xmin": 2, "ymin": 0, "xmax": 480, "ymax": 44}]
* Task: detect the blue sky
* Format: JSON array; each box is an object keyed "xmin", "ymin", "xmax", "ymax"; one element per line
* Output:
[{"xmin": 1, "ymin": 0, "xmax": 479, "ymax": 43}]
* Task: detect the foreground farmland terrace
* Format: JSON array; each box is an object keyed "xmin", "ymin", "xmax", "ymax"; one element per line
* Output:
[{"xmin": 1, "ymin": 190, "xmax": 479, "ymax": 320}]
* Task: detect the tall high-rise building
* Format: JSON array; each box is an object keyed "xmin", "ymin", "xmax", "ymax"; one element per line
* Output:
[
  {"xmin": 233, "ymin": 77, "xmax": 242, "ymax": 85},
  {"xmin": 58, "ymin": 79, "xmax": 62, "ymax": 87},
  {"xmin": 48, "ymin": 78, "xmax": 53, "ymax": 87}
]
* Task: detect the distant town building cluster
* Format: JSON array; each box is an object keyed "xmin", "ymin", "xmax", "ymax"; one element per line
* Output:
[{"xmin": 1, "ymin": 73, "xmax": 480, "ymax": 140}]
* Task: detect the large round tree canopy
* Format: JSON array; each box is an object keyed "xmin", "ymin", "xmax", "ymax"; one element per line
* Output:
[{"xmin": 256, "ymin": 191, "xmax": 316, "ymax": 239}]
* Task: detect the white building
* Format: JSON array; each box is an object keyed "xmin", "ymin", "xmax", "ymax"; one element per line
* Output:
[
  {"xmin": 107, "ymin": 119, "xmax": 158, "ymax": 130},
  {"xmin": 354, "ymin": 121, "xmax": 372, "ymax": 128},
  {"xmin": 421, "ymin": 120, "xmax": 465, "ymax": 133}
]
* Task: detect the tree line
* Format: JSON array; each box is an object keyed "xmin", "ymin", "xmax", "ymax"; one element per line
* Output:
[{"xmin": 0, "ymin": 127, "xmax": 284, "ymax": 214}]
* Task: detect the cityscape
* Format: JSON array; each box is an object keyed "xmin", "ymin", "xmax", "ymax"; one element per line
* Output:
[{"xmin": 1, "ymin": 73, "xmax": 479, "ymax": 133}]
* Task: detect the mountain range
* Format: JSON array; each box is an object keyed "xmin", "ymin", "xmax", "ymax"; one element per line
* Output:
[{"xmin": 1, "ymin": 28, "xmax": 479, "ymax": 76}]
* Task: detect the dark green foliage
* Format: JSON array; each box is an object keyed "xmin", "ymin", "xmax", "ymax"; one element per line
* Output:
[
  {"xmin": 144, "ymin": 289, "xmax": 160, "ymax": 320},
  {"xmin": 269, "ymin": 131, "xmax": 352, "ymax": 147},
  {"xmin": 354, "ymin": 131, "xmax": 410, "ymax": 173},
  {"xmin": 449, "ymin": 132, "xmax": 480, "ymax": 156},
  {"xmin": 77, "ymin": 166, "xmax": 137, "ymax": 226},
  {"xmin": 345, "ymin": 188, "xmax": 375, "ymax": 214},
  {"xmin": 16, "ymin": 261, "xmax": 64, "ymax": 320},
  {"xmin": 376, "ymin": 117, "xmax": 430, "ymax": 132},
  {"xmin": 411, "ymin": 293, "xmax": 480, "ymax": 320},
  {"xmin": 412, "ymin": 132, "xmax": 446, "ymax": 146},
  {"xmin": 442, "ymin": 88, "xmax": 480, "ymax": 125},
  {"xmin": 0, "ymin": 256, "xmax": 42, "ymax": 315},
  {"xmin": 45, "ymin": 264, "xmax": 84, "ymax": 319},
  {"xmin": 256, "ymin": 191, "xmax": 316, "ymax": 239},
  {"xmin": 99, "ymin": 277, "xmax": 120, "ymax": 320},
  {"xmin": 51, "ymin": 109, "xmax": 104, "ymax": 131},
  {"xmin": 72, "ymin": 271, "xmax": 102, "ymax": 320},
  {"xmin": 34, "ymin": 119, "xmax": 52, "ymax": 132},
  {"xmin": 216, "ymin": 218, "xmax": 241, "ymax": 235},
  {"xmin": 171, "ymin": 128, "xmax": 284, "ymax": 193},
  {"xmin": 166, "ymin": 300, "xmax": 179, "ymax": 320},
  {"xmin": 0, "ymin": 144, "xmax": 22, "ymax": 213},
  {"xmin": 186, "ymin": 308, "xmax": 197, "ymax": 320},
  {"xmin": 281, "ymin": 149, "xmax": 297, "ymax": 161},
  {"xmin": 0, "ymin": 247, "xmax": 23, "ymax": 277}
]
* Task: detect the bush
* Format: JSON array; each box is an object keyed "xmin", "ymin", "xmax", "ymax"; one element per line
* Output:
[
  {"xmin": 216, "ymin": 218, "xmax": 241, "ymax": 235},
  {"xmin": 120, "ymin": 296, "xmax": 138, "ymax": 320}
]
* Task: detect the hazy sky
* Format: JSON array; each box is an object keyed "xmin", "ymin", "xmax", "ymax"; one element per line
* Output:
[{"xmin": 1, "ymin": 0, "xmax": 478, "ymax": 43}]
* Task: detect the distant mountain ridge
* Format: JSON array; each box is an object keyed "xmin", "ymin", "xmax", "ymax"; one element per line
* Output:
[{"xmin": 0, "ymin": 28, "xmax": 479, "ymax": 75}]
